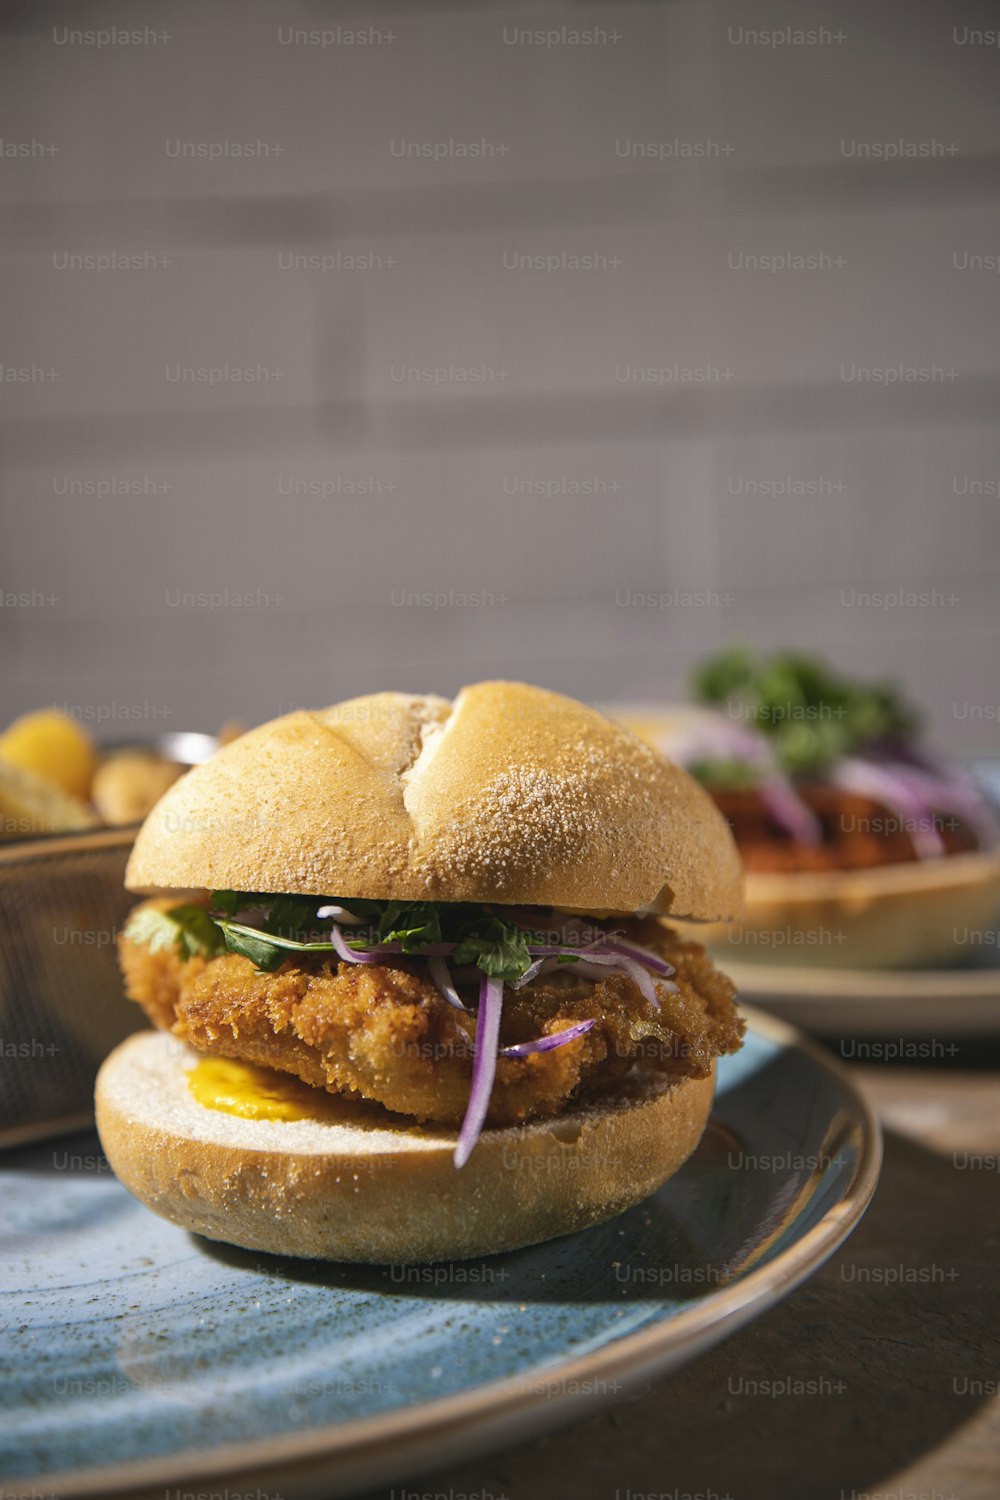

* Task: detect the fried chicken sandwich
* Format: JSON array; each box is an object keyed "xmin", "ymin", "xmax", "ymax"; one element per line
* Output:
[{"xmin": 96, "ymin": 681, "xmax": 744, "ymax": 1262}]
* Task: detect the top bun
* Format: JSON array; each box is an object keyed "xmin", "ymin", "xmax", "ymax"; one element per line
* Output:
[{"xmin": 125, "ymin": 681, "xmax": 742, "ymax": 920}]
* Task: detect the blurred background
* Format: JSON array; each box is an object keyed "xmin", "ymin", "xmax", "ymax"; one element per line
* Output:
[{"xmin": 1, "ymin": 0, "xmax": 999, "ymax": 749}]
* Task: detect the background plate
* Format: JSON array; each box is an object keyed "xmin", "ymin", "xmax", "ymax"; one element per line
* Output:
[
  {"xmin": 726, "ymin": 957, "xmax": 1000, "ymax": 1037},
  {"xmin": 0, "ymin": 1010, "xmax": 880, "ymax": 1500},
  {"xmin": 607, "ymin": 718, "xmax": 1000, "ymax": 1038},
  {"xmin": 720, "ymin": 752, "xmax": 1000, "ymax": 1038}
]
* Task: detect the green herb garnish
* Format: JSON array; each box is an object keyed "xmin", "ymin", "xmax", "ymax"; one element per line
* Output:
[
  {"xmin": 124, "ymin": 903, "xmax": 226, "ymax": 961},
  {"xmin": 129, "ymin": 892, "xmax": 544, "ymax": 984},
  {"xmin": 451, "ymin": 916, "xmax": 533, "ymax": 983},
  {"xmin": 688, "ymin": 757, "xmax": 762, "ymax": 790},
  {"xmin": 692, "ymin": 647, "xmax": 919, "ymax": 778}
]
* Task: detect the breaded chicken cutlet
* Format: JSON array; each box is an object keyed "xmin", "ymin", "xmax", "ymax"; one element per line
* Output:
[{"xmin": 120, "ymin": 905, "xmax": 743, "ymax": 1129}]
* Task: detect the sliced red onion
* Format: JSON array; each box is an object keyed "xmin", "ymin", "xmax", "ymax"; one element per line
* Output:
[
  {"xmin": 555, "ymin": 952, "xmax": 665, "ymax": 1004},
  {"xmin": 565, "ymin": 958, "xmax": 641, "ymax": 983},
  {"xmin": 548, "ymin": 951, "xmax": 622, "ymax": 967},
  {"xmin": 512, "ymin": 957, "xmax": 549, "ymax": 989},
  {"xmin": 538, "ymin": 951, "xmax": 678, "ymax": 1001},
  {"xmin": 258, "ymin": 914, "xmax": 679, "ymax": 1015},
  {"xmin": 572, "ymin": 958, "xmax": 679, "ymax": 994},
  {"xmin": 229, "ymin": 905, "xmax": 272, "ymax": 927},
  {"xmin": 656, "ymin": 713, "xmax": 822, "ymax": 847},
  {"xmin": 316, "ymin": 904, "xmax": 366, "ymax": 925},
  {"xmin": 518, "ymin": 954, "xmax": 624, "ymax": 988},
  {"xmin": 428, "ymin": 954, "xmax": 467, "ymax": 1011},
  {"xmin": 757, "ymin": 776, "xmax": 823, "ymax": 848},
  {"xmin": 500, "ymin": 1019, "xmax": 597, "ymax": 1058},
  {"xmin": 328, "ymin": 927, "xmax": 461, "ymax": 963},
  {"xmin": 525, "ymin": 942, "xmax": 607, "ymax": 957},
  {"xmin": 454, "ymin": 975, "xmax": 504, "ymax": 1169},
  {"xmin": 882, "ymin": 764, "xmax": 1000, "ymax": 851},
  {"xmin": 602, "ymin": 938, "xmax": 676, "ymax": 977},
  {"xmin": 663, "ymin": 716, "xmax": 772, "ymax": 770},
  {"xmin": 832, "ymin": 758, "xmax": 944, "ymax": 859},
  {"xmin": 610, "ymin": 954, "xmax": 659, "ymax": 1006},
  {"xmin": 329, "ymin": 924, "xmax": 384, "ymax": 965},
  {"xmin": 526, "ymin": 933, "xmax": 675, "ymax": 980}
]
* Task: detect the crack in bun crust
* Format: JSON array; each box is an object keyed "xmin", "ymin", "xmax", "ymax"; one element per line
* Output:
[{"xmin": 124, "ymin": 681, "xmax": 743, "ymax": 921}]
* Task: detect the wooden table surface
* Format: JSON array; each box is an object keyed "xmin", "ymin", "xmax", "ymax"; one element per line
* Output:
[{"xmin": 359, "ymin": 1055, "xmax": 1000, "ymax": 1500}]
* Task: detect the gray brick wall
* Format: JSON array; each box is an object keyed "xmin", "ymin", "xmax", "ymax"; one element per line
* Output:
[{"xmin": 2, "ymin": 0, "xmax": 999, "ymax": 750}]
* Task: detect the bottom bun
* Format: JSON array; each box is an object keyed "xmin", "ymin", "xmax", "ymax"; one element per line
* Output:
[
  {"xmin": 95, "ymin": 1032, "xmax": 716, "ymax": 1263},
  {"xmin": 677, "ymin": 849, "xmax": 1000, "ymax": 970}
]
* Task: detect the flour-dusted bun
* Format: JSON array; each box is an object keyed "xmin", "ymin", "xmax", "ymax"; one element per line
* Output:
[
  {"xmin": 684, "ymin": 849, "xmax": 1000, "ymax": 970},
  {"xmin": 125, "ymin": 681, "xmax": 743, "ymax": 921},
  {"xmin": 96, "ymin": 1032, "xmax": 715, "ymax": 1263}
]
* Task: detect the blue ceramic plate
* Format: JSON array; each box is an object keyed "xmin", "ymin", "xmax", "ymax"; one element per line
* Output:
[{"xmin": 0, "ymin": 1008, "xmax": 880, "ymax": 1500}]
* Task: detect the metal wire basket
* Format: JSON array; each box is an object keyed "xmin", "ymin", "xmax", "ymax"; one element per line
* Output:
[{"xmin": 0, "ymin": 732, "xmax": 217, "ymax": 1146}]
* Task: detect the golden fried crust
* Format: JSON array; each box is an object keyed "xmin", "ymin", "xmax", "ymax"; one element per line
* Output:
[
  {"xmin": 117, "ymin": 899, "xmax": 209, "ymax": 1031},
  {"xmin": 118, "ymin": 912, "xmax": 743, "ymax": 1127}
]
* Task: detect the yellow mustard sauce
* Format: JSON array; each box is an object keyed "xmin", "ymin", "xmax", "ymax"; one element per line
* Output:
[{"xmin": 187, "ymin": 1055, "xmax": 342, "ymax": 1123}]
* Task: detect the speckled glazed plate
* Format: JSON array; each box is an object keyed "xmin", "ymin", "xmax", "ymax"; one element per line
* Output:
[{"xmin": 0, "ymin": 1008, "xmax": 880, "ymax": 1500}]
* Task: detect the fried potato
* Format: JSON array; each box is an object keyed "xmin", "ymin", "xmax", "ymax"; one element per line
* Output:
[
  {"xmin": 92, "ymin": 753, "xmax": 183, "ymax": 826},
  {"xmin": 0, "ymin": 757, "xmax": 98, "ymax": 839},
  {"xmin": 0, "ymin": 709, "xmax": 97, "ymax": 800}
]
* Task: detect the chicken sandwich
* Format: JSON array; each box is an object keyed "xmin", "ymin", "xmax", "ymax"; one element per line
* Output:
[{"xmin": 96, "ymin": 682, "xmax": 744, "ymax": 1262}]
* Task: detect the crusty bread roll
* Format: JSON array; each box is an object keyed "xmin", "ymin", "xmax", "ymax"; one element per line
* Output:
[
  {"xmin": 124, "ymin": 681, "xmax": 743, "ymax": 921},
  {"xmin": 106, "ymin": 682, "xmax": 743, "ymax": 1262},
  {"xmin": 96, "ymin": 1032, "xmax": 716, "ymax": 1262}
]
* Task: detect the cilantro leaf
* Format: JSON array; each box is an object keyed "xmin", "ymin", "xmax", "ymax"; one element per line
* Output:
[
  {"xmin": 691, "ymin": 648, "xmax": 920, "ymax": 778},
  {"xmin": 689, "ymin": 757, "xmax": 761, "ymax": 790},
  {"xmin": 452, "ymin": 917, "xmax": 533, "ymax": 983},
  {"xmin": 155, "ymin": 891, "xmax": 544, "ymax": 984},
  {"xmin": 210, "ymin": 889, "xmax": 246, "ymax": 917},
  {"xmin": 263, "ymin": 895, "xmax": 323, "ymax": 941},
  {"xmin": 211, "ymin": 890, "xmax": 320, "ymax": 935},
  {"xmin": 376, "ymin": 901, "xmax": 444, "ymax": 952},
  {"xmin": 124, "ymin": 903, "xmax": 225, "ymax": 961},
  {"xmin": 218, "ymin": 922, "xmax": 291, "ymax": 971},
  {"xmin": 694, "ymin": 646, "xmax": 756, "ymax": 704}
]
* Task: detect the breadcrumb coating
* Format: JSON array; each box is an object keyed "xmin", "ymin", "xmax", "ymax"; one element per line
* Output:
[{"xmin": 119, "ymin": 908, "xmax": 743, "ymax": 1128}]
